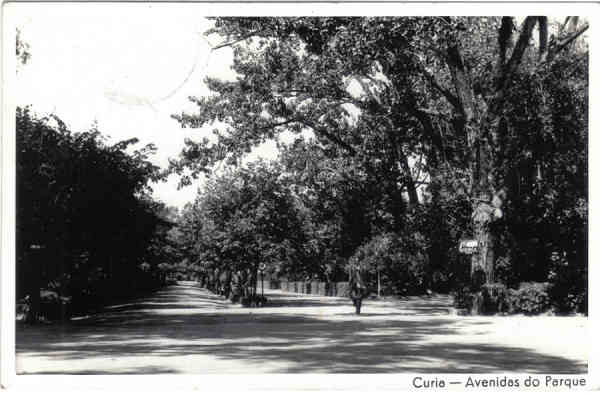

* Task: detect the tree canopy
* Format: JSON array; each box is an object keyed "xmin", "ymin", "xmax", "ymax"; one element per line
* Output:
[
  {"xmin": 16, "ymin": 107, "xmax": 176, "ymax": 318},
  {"xmin": 170, "ymin": 17, "xmax": 587, "ymax": 312}
]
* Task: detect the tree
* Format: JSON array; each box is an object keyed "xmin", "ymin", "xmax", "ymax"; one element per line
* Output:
[
  {"xmin": 176, "ymin": 160, "xmax": 307, "ymax": 292},
  {"xmin": 172, "ymin": 17, "xmax": 587, "ymax": 292},
  {"xmin": 16, "ymin": 107, "xmax": 172, "ymax": 319}
]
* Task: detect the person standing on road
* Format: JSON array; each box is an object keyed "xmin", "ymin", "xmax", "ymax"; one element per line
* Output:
[
  {"xmin": 230, "ymin": 270, "xmax": 242, "ymax": 302},
  {"xmin": 348, "ymin": 265, "xmax": 368, "ymax": 314}
]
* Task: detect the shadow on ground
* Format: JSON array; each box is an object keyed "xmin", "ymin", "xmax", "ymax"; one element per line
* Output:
[
  {"xmin": 16, "ymin": 283, "xmax": 587, "ymax": 374},
  {"xmin": 19, "ymin": 366, "xmax": 179, "ymax": 375}
]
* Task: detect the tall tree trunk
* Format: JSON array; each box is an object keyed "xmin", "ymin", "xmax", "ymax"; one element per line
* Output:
[
  {"xmin": 471, "ymin": 195, "xmax": 496, "ymax": 284},
  {"xmin": 439, "ymin": 15, "xmax": 586, "ymax": 311},
  {"xmin": 446, "ymin": 36, "xmax": 499, "ymax": 286},
  {"xmin": 470, "ymin": 120, "xmax": 497, "ymax": 285}
]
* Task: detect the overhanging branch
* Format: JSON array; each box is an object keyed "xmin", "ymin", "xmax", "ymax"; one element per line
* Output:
[
  {"xmin": 501, "ymin": 16, "xmax": 538, "ymax": 86},
  {"xmin": 498, "ymin": 17, "xmax": 515, "ymax": 68},
  {"xmin": 210, "ymin": 31, "xmax": 261, "ymax": 51},
  {"xmin": 300, "ymin": 119, "xmax": 357, "ymax": 156},
  {"xmin": 550, "ymin": 23, "xmax": 589, "ymax": 60},
  {"xmin": 418, "ymin": 65, "xmax": 462, "ymax": 111}
]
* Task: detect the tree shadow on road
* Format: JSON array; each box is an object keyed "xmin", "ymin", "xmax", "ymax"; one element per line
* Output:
[
  {"xmin": 264, "ymin": 292, "xmax": 454, "ymax": 316},
  {"xmin": 16, "ymin": 285, "xmax": 587, "ymax": 374},
  {"xmin": 19, "ymin": 366, "xmax": 179, "ymax": 375}
]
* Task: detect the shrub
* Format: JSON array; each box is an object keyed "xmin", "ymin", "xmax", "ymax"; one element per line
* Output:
[
  {"xmin": 454, "ymin": 282, "xmax": 552, "ymax": 316},
  {"xmin": 241, "ymin": 294, "xmax": 268, "ymax": 307},
  {"xmin": 507, "ymin": 282, "xmax": 551, "ymax": 315},
  {"xmin": 269, "ymin": 280, "xmax": 281, "ymax": 290},
  {"xmin": 493, "ymin": 256, "xmax": 519, "ymax": 288},
  {"xmin": 547, "ymin": 252, "xmax": 587, "ymax": 314},
  {"xmin": 481, "ymin": 283, "xmax": 509, "ymax": 314},
  {"xmin": 39, "ymin": 290, "xmax": 71, "ymax": 321},
  {"xmin": 453, "ymin": 283, "xmax": 504, "ymax": 315},
  {"xmin": 453, "ymin": 285, "xmax": 473, "ymax": 310}
]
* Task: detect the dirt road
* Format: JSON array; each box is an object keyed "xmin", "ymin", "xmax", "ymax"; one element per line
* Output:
[{"xmin": 16, "ymin": 281, "xmax": 587, "ymax": 374}]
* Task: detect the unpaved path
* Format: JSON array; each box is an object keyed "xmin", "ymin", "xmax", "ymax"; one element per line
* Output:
[{"xmin": 16, "ymin": 281, "xmax": 587, "ymax": 374}]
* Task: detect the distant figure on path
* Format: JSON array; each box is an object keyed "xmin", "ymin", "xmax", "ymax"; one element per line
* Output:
[
  {"xmin": 211, "ymin": 267, "xmax": 220, "ymax": 294},
  {"xmin": 348, "ymin": 266, "xmax": 368, "ymax": 314},
  {"xmin": 230, "ymin": 270, "xmax": 243, "ymax": 302},
  {"xmin": 219, "ymin": 269, "xmax": 232, "ymax": 298}
]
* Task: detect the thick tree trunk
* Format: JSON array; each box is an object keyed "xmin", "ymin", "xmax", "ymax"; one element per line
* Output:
[
  {"xmin": 442, "ymin": 15, "xmax": 585, "ymax": 312},
  {"xmin": 470, "ymin": 122, "xmax": 497, "ymax": 286},
  {"xmin": 469, "ymin": 194, "xmax": 497, "ymax": 315},
  {"xmin": 471, "ymin": 196, "xmax": 496, "ymax": 284},
  {"xmin": 447, "ymin": 45, "xmax": 495, "ymax": 286}
]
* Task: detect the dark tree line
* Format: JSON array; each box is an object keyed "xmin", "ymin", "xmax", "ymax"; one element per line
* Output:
[{"xmin": 16, "ymin": 107, "xmax": 177, "ymax": 321}]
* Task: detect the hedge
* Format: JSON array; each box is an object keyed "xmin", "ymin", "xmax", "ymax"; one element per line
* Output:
[
  {"xmin": 456, "ymin": 282, "xmax": 552, "ymax": 315},
  {"xmin": 268, "ymin": 280, "xmax": 350, "ymax": 297}
]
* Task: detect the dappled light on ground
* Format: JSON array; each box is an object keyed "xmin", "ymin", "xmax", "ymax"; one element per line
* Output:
[{"xmin": 16, "ymin": 282, "xmax": 587, "ymax": 374}]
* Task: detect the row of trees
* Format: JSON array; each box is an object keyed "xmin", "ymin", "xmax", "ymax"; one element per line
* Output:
[
  {"xmin": 16, "ymin": 31, "xmax": 187, "ymax": 321},
  {"xmin": 170, "ymin": 16, "xmax": 587, "ymax": 313},
  {"xmin": 172, "ymin": 152, "xmax": 470, "ymax": 298},
  {"xmin": 16, "ymin": 107, "xmax": 178, "ymax": 320}
]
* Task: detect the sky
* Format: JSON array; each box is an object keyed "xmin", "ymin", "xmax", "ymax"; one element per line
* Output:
[
  {"xmin": 10, "ymin": 4, "xmax": 281, "ymax": 209},
  {"xmin": 9, "ymin": 6, "xmax": 589, "ymax": 209}
]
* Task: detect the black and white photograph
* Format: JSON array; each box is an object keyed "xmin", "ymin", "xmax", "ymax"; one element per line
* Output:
[{"xmin": 1, "ymin": 2, "xmax": 593, "ymax": 389}]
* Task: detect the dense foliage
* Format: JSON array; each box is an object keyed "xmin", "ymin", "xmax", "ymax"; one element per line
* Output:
[
  {"xmin": 16, "ymin": 107, "xmax": 175, "ymax": 320},
  {"xmin": 16, "ymin": 17, "xmax": 587, "ymax": 319},
  {"xmin": 170, "ymin": 16, "xmax": 587, "ymax": 314}
]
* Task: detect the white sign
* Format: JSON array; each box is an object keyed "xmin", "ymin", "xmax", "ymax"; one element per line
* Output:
[{"xmin": 459, "ymin": 239, "xmax": 479, "ymax": 254}]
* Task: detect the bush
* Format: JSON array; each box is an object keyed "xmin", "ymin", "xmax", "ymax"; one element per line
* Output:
[
  {"xmin": 241, "ymin": 294, "xmax": 268, "ymax": 307},
  {"xmin": 453, "ymin": 285, "xmax": 473, "ymax": 310},
  {"xmin": 454, "ymin": 282, "xmax": 552, "ymax": 315},
  {"xmin": 452, "ymin": 283, "xmax": 502, "ymax": 315},
  {"xmin": 349, "ymin": 233, "xmax": 428, "ymax": 297},
  {"xmin": 40, "ymin": 290, "xmax": 71, "ymax": 321},
  {"xmin": 269, "ymin": 280, "xmax": 281, "ymax": 290},
  {"xmin": 493, "ymin": 256, "xmax": 518, "ymax": 288},
  {"xmin": 505, "ymin": 282, "xmax": 551, "ymax": 315},
  {"xmin": 481, "ymin": 283, "xmax": 509, "ymax": 314},
  {"xmin": 547, "ymin": 252, "xmax": 587, "ymax": 314}
]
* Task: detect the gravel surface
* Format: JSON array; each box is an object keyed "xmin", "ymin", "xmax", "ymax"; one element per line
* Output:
[{"xmin": 16, "ymin": 281, "xmax": 588, "ymax": 374}]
